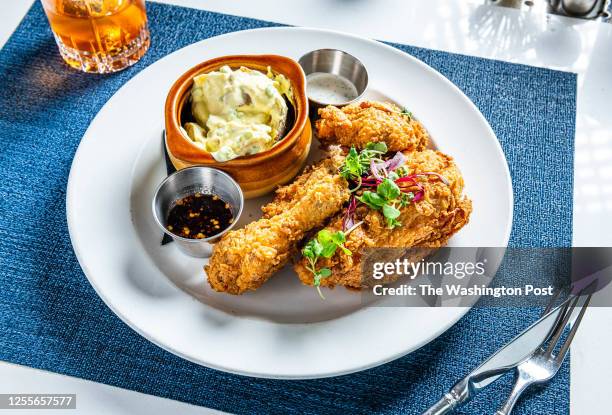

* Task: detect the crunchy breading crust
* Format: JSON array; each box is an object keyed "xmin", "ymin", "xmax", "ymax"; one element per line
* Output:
[
  {"xmin": 316, "ymin": 101, "xmax": 429, "ymax": 152},
  {"xmin": 294, "ymin": 150, "xmax": 473, "ymax": 289},
  {"xmin": 261, "ymin": 147, "xmax": 345, "ymax": 218},
  {"xmin": 205, "ymin": 150, "xmax": 350, "ymax": 294}
]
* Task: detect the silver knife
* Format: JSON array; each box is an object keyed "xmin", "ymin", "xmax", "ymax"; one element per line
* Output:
[{"xmin": 422, "ymin": 296, "xmax": 571, "ymax": 415}]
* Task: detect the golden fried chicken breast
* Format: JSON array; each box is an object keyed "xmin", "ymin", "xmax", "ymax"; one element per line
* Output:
[
  {"xmin": 294, "ymin": 150, "xmax": 472, "ymax": 290},
  {"xmin": 205, "ymin": 149, "xmax": 350, "ymax": 294},
  {"xmin": 316, "ymin": 101, "xmax": 429, "ymax": 152}
]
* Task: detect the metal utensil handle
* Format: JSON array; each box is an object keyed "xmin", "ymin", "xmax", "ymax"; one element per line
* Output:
[
  {"xmin": 495, "ymin": 375, "xmax": 532, "ymax": 415},
  {"xmin": 422, "ymin": 393, "xmax": 459, "ymax": 415}
]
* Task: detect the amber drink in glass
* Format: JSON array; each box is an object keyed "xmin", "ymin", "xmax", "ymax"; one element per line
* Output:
[{"xmin": 40, "ymin": 0, "xmax": 150, "ymax": 73}]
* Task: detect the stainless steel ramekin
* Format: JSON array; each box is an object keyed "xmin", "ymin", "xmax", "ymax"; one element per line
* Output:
[
  {"xmin": 298, "ymin": 48, "xmax": 369, "ymax": 109},
  {"xmin": 152, "ymin": 166, "xmax": 243, "ymax": 258}
]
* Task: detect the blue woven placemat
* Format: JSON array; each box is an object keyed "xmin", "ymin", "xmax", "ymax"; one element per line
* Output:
[{"xmin": 0, "ymin": 2, "xmax": 575, "ymax": 414}]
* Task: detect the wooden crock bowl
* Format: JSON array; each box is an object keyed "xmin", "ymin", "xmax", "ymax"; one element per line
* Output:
[{"xmin": 164, "ymin": 55, "xmax": 311, "ymax": 199}]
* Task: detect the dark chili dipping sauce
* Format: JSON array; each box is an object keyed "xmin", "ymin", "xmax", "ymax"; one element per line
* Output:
[{"xmin": 166, "ymin": 193, "xmax": 233, "ymax": 239}]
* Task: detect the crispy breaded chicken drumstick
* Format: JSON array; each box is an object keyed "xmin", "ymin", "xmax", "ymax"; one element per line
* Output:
[
  {"xmin": 316, "ymin": 101, "xmax": 429, "ymax": 152},
  {"xmin": 294, "ymin": 150, "xmax": 472, "ymax": 290},
  {"xmin": 205, "ymin": 149, "xmax": 350, "ymax": 294}
]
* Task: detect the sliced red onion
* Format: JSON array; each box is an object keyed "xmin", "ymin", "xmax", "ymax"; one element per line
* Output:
[
  {"xmin": 417, "ymin": 172, "xmax": 450, "ymax": 185},
  {"xmin": 343, "ymin": 196, "xmax": 358, "ymax": 231},
  {"xmin": 361, "ymin": 177, "xmax": 381, "ymax": 187},
  {"xmin": 395, "ymin": 176, "xmax": 425, "ymax": 201},
  {"xmin": 385, "ymin": 152, "xmax": 406, "ymax": 172},
  {"xmin": 394, "ymin": 176, "xmax": 416, "ymax": 184},
  {"xmin": 396, "ymin": 172, "xmax": 450, "ymax": 185},
  {"xmin": 370, "ymin": 159, "xmax": 384, "ymax": 181},
  {"xmin": 369, "ymin": 152, "xmax": 405, "ymax": 181}
]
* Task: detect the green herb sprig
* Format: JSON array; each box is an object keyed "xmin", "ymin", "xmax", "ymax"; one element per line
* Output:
[
  {"xmin": 357, "ymin": 178, "xmax": 414, "ymax": 229},
  {"xmin": 400, "ymin": 107, "xmax": 412, "ymax": 120},
  {"xmin": 339, "ymin": 142, "xmax": 388, "ymax": 190},
  {"xmin": 302, "ymin": 229, "xmax": 352, "ymax": 299}
]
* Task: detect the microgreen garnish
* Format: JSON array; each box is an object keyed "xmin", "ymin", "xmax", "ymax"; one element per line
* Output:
[
  {"xmin": 365, "ymin": 142, "xmax": 388, "ymax": 153},
  {"xmin": 377, "ymin": 178, "xmax": 401, "ymax": 200},
  {"xmin": 339, "ymin": 143, "xmax": 448, "ymax": 230},
  {"xmin": 400, "ymin": 107, "xmax": 412, "ymax": 120},
  {"xmin": 339, "ymin": 148, "xmax": 363, "ymax": 182},
  {"xmin": 357, "ymin": 178, "xmax": 408, "ymax": 228},
  {"xmin": 303, "ymin": 142, "xmax": 449, "ymax": 298},
  {"xmin": 339, "ymin": 143, "xmax": 388, "ymax": 191},
  {"xmin": 343, "ymin": 196, "xmax": 358, "ymax": 231},
  {"xmin": 302, "ymin": 229, "xmax": 352, "ymax": 299}
]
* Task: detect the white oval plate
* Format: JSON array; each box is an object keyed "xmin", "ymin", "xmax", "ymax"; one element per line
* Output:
[{"xmin": 67, "ymin": 27, "xmax": 513, "ymax": 379}]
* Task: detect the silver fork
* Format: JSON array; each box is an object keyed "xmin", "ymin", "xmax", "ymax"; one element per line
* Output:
[{"xmin": 495, "ymin": 292, "xmax": 592, "ymax": 415}]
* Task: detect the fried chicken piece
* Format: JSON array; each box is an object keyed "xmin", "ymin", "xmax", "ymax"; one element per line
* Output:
[
  {"xmin": 316, "ymin": 101, "xmax": 429, "ymax": 152},
  {"xmin": 294, "ymin": 150, "xmax": 472, "ymax": 289},
  {"xmin": 260, "ymin": 147, "xmax": 344, "ymax": 218},
  {"xmin": 205, "ymin": 150, "xmax": 350, "ymax": 294}
]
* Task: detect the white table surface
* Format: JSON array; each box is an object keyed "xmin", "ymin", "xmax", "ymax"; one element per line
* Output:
[{"xmin": 1, "ymin": 0, "xmax": 611, "ymax": 413}]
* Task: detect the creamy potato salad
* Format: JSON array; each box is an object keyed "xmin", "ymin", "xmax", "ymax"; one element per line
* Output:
[{"xmin": 182, "ymin": 65, "xmax": 293, "ymax": 162}]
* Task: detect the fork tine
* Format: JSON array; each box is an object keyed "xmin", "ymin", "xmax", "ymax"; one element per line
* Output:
[
  {"xmin": 544, "ymin": 294, "xmax": 581, "ymax": 356},
  {"xmin": 543, "ymin": 287, "xmax": 562, "ymax": 315},
  {"xmin": 555, "ymin": 293, "xmax": 592, "ymax": 363},
  {"xmin": 539, "ymin": 288, "xmax": 565, "ymax": 345}
]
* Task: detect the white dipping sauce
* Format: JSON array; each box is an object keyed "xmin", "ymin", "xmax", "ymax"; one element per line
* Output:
[{"xmin": 306, "ymin": 72, "xmax": 359, "ymax": 105}]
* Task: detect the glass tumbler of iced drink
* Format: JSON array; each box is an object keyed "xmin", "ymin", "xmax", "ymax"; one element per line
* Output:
[{"xmin": 40, "ymin": 0, "xmax": 150, "ymax": 73}]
